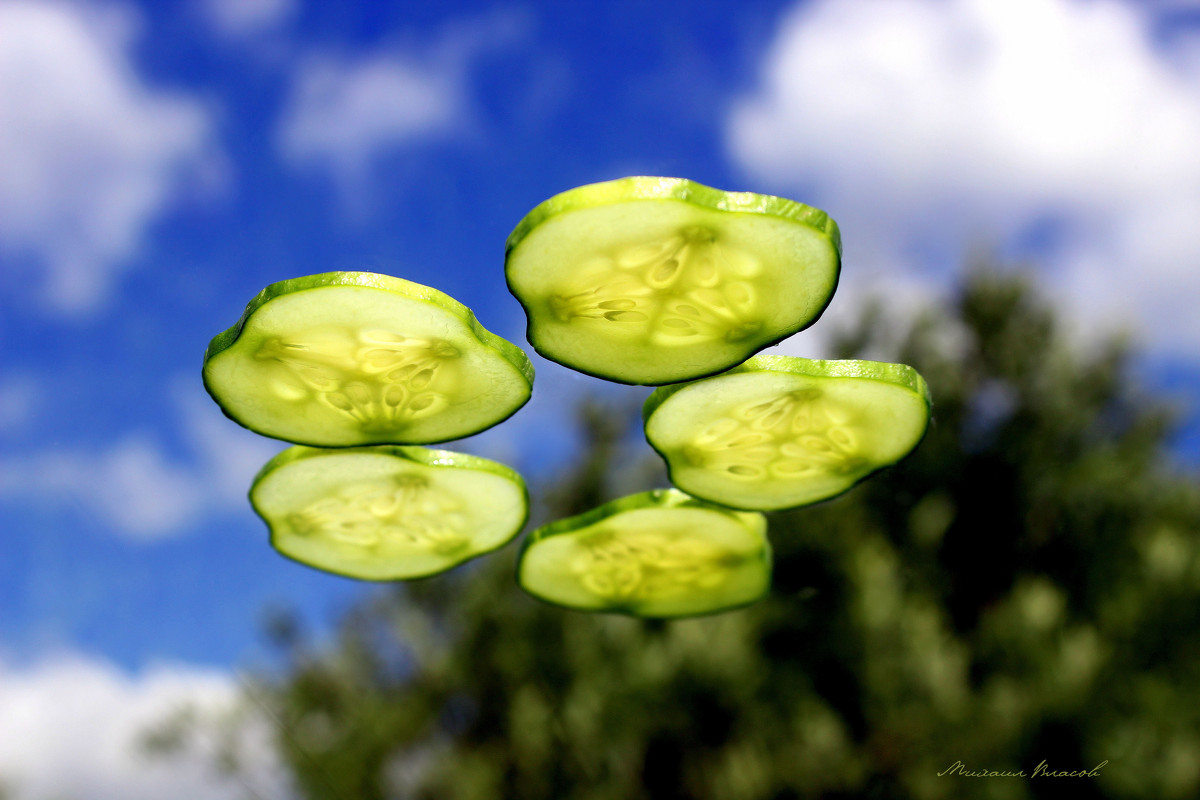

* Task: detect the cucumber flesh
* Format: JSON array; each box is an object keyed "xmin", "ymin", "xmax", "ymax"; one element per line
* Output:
[
  {"xmin": 250, "ymin": 446, "xmax": 529, "ymax": 581},
  {"xmin": 506, "ymin": 177, "xmax": 841, "ymax": 385},
  {"xmin": 203, "ymin": 272, "xmax": 534, "ymax": 447},
  {"xmin": 517, "ymin": 489, "xmax": 770, "ymax": 618},
  {"xmin": 644, "ymin": 356, "xmax": 931, "ymax": 510}
]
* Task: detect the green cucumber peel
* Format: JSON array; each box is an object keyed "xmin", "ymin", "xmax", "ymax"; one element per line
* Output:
[
  {"xmin": 643, "ymin": 355, "xmax": 932, "ymax": 511},
  {"xmin": 205, "ymin": 271, "xmax": 534, "ymax": 384},
  {"xmin": 250, "ymin": 443, "xmax": 530, "ymax": 489},
  {"xmin": 505, "ymin": 177, "xmax": 842, "ymax": 385},
  {"xmin": 643, "ymin": 355, "xmax": 932, "ymax": 422},
  {"xmin": 517, "ymin": 488, "xmax": 771, "ymax": 618},
  {"xmin": 251, "ymin": 445, "xmax": 530, "ymax": 582},
  {"xmin": 505, "ymin": 176, "xmax": 842, "ymax": 258},
  {"xmin": 202, "ymin": 271, "xmax": 534, "ymax": 447}
]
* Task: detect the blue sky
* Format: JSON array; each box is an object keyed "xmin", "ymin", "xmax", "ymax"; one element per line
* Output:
[{"xmin": 2, "ymin": 0, "xmax": 1200, "ymax": 796}]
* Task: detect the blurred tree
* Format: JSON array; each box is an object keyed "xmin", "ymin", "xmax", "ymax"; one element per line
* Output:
[{"xmin": 164, "ymin": 268, "xmax": 1200, "ymax": 800}]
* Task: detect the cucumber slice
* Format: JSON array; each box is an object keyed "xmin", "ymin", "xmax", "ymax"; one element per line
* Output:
[
  {"xmin": 204, "ymin": 272, "xmax": 534, "ymax": 447},
  {"xmin": 505, "ymin": 177, "xmax": 841, "ymax": 385},
  {"xmin": 644, "ymin": 356, "xmax": 931, "ymax": 510},
  {"xmin": 250, "ymin": 445, "xmax": 529, "ymax": 581},
  {"xmin": 517, "ymin": 489, "xmax": 771, "ymax": 618}
]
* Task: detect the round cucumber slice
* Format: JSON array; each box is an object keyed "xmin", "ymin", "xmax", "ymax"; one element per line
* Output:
[
  {"xmin": 250, "ymin": 445, "xmax": 529, "ymax": 581},
  {"xmin": 203, "ymin": 272, "xmax": 534, "ymax": 447},
  {"xmin": 505, "ymin": 177, "xmax": 841, "ymax": 385},
  {"xmin": 644, "ymin": 356, "xmax": 931, "ymax": 511},
  {"xmin": 517, "ymin": 489, "xmax": 771, "ymax": 618}
]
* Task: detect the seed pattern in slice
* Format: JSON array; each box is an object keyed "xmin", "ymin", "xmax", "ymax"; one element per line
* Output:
[
  {"xmin": 251, "ymin": 445, "xmax": 529, "ymax": 581},
  {"xmin": 506, "ymin": 177, "xmax": 841, "ymax": 385},
  {"xmin": 544, "ymin": 224, "xmax": 765, "ymax": 348},
  {"xmin": 517, "ymin": 489, "xmax": 770, "ymax": 617},
  {"xmin": 644, "ymin": 356, "xmax": 931, "ymax": 510},
  {"xmin": 204, "ymin": 272, "xmax": 534, "ymax": 446},
  {"xmin": 254, "ymin": 328, "xmax": 461, "ymax": 432},
  {"xmin": 285, "ymin": 474, "xmax": 470, "ymax": 556}
]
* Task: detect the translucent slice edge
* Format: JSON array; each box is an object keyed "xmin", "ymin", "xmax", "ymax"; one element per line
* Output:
[
  {"xmin": 505, "ymin": 176, "xmax": 841, "ymax": 258},
  {"xmin": 505, "ymin": 180, "xmax": 842, "ymax": 385},
  {"xmin": 206, "ymin": 271, "xmax": 532, "ymax": 385},
  {"xmin": 643, "ymin": 356, "xmax": 932, "ymax": 510},
  {"xmin": 250, "ymin": 445, "xmax": 529, "ymax": 581},
  {"xmin": 202, "ymin": 272, "xmax": 535, "ymax": 445},
  {"xmin": 517, "ymin": 489, "xmax": 771, "ymax": 618}
]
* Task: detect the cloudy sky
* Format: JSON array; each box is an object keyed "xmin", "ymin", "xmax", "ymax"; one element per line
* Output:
[{"xmin": 2, "ymin": 0, "xmax": 1199, "ymax": 795}]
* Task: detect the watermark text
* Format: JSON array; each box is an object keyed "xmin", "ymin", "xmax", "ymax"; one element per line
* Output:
[{"xmin": 938, "ymin": 759, "xmax": 1108, "ymax": 779}]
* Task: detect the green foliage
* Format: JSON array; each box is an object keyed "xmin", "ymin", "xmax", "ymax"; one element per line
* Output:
[{"xmin": 210, "ymin": 270, "xmax": 1200, "ymax": 799}]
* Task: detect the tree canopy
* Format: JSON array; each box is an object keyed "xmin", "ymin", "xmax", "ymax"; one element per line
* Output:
[{"xmin": 167, "ymin": 269, "xmax": 1200, "ymax": 800}]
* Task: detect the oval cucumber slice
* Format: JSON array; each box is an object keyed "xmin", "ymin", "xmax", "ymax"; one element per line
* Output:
[
  {"xmin": 505, "ymin": 177, "xmax": 841, "ymax": 385},
  {"xmin": 644, "ymin": 356, "xmax": 931, "ymax": 510},
  {"xmin": 517, "ymin": 489, "xmax": 771, "ymax": 618},
  {"xmin": 203, "ymin": 272, "xmax": 534, "ymax": 446},
  {"xmin": 250, "ymin": 445, "xmax": 529, "ymax": 581}
]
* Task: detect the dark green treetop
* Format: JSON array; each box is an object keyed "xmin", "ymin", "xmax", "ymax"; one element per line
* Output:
[{"xmin": 152, "ymin": 269, "xmax": 1200, "ymax": 800}]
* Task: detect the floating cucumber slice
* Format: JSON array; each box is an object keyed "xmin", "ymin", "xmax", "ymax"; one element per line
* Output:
[
  {"xmin": 517, "ymin": 489, "xmax": 771, "ymax": 617},
  {"xmin": 250, "ymin": 445, "xmax": 528, "ymax": 581},
  {"xmin": 505, "ymin": 177, "xmax": 841, "ymax": 385},
  {"xmin": 203, "ymin": 272, "xmax": 533, "ymax": 447},
  {"xmin": 644, "ymin": 356, "xmax": 931, "ymax": 511}
]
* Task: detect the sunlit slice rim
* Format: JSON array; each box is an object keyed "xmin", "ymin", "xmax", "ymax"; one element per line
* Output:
[
  {"xmin": 643, "ymin": 355, "xmax": 932, "ymax": 511},
  {"xmin": 505, "ymin": 176, "xmax": 841, "ymax": 385},
  {"xmin": 250, "ymin": 445, "xmax": 529, "ymax": 581},
  {"xmin": 517, "ymin": 488, "xmax": 771, "ymax": 618},
  {"xmin": 203, "ymin": 271, "xmax": 534, "ymax": 447}
]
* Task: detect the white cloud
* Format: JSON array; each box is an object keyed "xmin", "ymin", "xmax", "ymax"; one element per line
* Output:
[
  {"xmin": 0, "ymin": 654, "xmax": 285, "ymax": 800},
  {"xmin": 275, "ymin": 11, "xmax": 527, "ymax": 196},
  {"xmin": 2, "ymin": 434, "xmax": 209, "ymax": 537},
  {"xmin": 0, "ymin": 374, "xmax": 39, "ymax": 432},
  {"xmin": 277, "ymin": 52, "xmax": 462, "ymax": 182},
  {"xmin": 172, "ymin": 378, "xmax": 289, "ymax": 509},
  {"xmin": 728, "ymin": 0, "xmax": 1200, "ymax": 357},
  {"xmin": 0, "ymin": 0, "xmax": 220, "ymax": 313},
  {"xmin": 200, "ymin": 0, "xmax": 295, "ymax": 39},
  {"xmin": 0, "ymin": 378, "xmax": 283, "ymax": 541}
]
